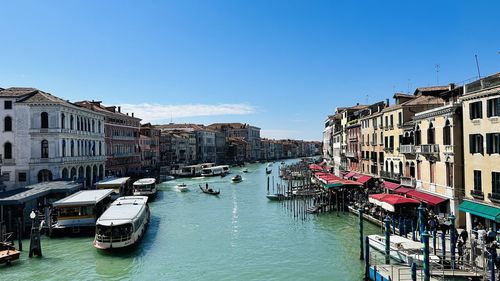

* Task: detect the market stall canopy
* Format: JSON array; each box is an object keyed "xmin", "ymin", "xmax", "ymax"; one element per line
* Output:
[
  {"xmin": 314, "ymin": 172, "xmax": 362, "ymax": 189},
  {"xmin": 393, "ymin": 186, "xmax": 412, "ymax": 195},
  {"xmin": 383, "ymin": 181, "xmax": 401, "ymax": 191},
  {"xmin": 308, "ymin": 164, "xmax": 324, "ymax": 171},
  {"xmin": 369, "ymin": 194, "xmax": 420, "ymax": 212},
  {"xmin": 357, "ymin": 175, "xmax": 372, "ymax": 184},
  {"xmin": 406, "ymin": 190, "xmax": 447, "ymax": 206},
  {"xmin": 344, "ymin": 172, "xmax": 356, "ymax": 179}
]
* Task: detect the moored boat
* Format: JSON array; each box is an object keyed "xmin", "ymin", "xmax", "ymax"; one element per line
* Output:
[
  {"xmin": 50, "ymin": 189, "xmax": 114, "ymax": 236},
  {"xmin": 133, "ymin": 178, "xmax": 157, "ymax": 198},
  {"xmin": 231, "ymin": 175, "xmax": 242, "ymax": 183},
  {"xmin": 201, "ymin": 165, "xmax": 230, "ymax": 177},
  {"xmin": 266, "ymin": 193, "xmax": 287, "ymax": 201},
  {"xmin": 242, "ymin": 168, "xmax": 248, "ymax": 173},
  {"xmin": 176, "ymin": 183, "xmax": 189, "ymax": 192},
  {"xmin": 93, "ymin": 196, "xmax": 150, "ymax": 250},
  {"xmin": 0, "ymin": 242, "xmax": 20, "ymax": 265}
]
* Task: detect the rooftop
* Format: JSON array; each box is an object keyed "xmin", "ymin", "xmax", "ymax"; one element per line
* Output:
[
  {"xmin": 0, "ymin": 181, "xmax": 82, "ymax": 205},
  {"xmin": 53, "ymin": 189, "xmax": 114, "ymax": 207}
]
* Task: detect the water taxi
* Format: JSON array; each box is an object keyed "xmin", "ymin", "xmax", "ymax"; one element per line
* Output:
[
  {"xmin": 367, "ymin": 234, "xmax": 439, "ymax": 266},
  {"xmin": 94, "ymin": 196, "xmax": 150, "ymax": 250},
  {"xmin": 174, "ymin": 163, "xmax": 215, "ymax": 177},
  {"xmin": 133, "ymin": 178, "xmax": 157, "ymax": 198},
  {"xmin": 201, "ymin": 165, "xmax": 230, "ymax": 177},
  {"xmin": 231, "ymin": 175, "xmax": 242, "ymax": 183},
  {"xmin": 50, "ymin": 189, "xmax": 114, "ymax": 236},
  {"xmin": 176, "ymin": 183, "xmax": 189, "ymax": 192}
]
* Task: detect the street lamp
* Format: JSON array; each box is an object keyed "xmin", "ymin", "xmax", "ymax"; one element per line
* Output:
[{"xmin": 30, "ymin": 210, "xmax": 36, "ymax": 220}]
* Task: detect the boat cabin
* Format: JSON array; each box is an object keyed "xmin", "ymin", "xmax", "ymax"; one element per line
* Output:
[
  {"xmin": 51, "ymin": 189, "xmax": 114, "ymax": 236},
  {"xmin": 201, "ymin": 165, "xmax": 230, "ymax": 177},
  {"xmin": 133, "ymin": 178, "xmax": 157, "ymax": 197}
]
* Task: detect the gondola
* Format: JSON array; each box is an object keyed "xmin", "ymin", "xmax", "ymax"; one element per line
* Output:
[{"xmin": 199, "ymin": 185, "xmax": 220, "ymax": 195}]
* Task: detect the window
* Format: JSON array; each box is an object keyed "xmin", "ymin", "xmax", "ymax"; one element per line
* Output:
[
  {"xmin": 390, "ymin": 115, "xmax": 394, "ymax": 127},
  {"xmin": 474, "ymin": 170, "xmax": 482, "ymax": 192},
  {"xmin": 389, "ymin": 136, "xmax": 394, "ymax": 149},
  {"xmin": 469, "ymin": 101, "xmax": 483, "ymax": 119},
  {"xmin": 493, "ymin": 172, "xmax": 500, "ymax": 194},
  {"xmin": 385, "ymin": 116, "xmax": 388, "ymax": 127},
  {"xmin": 380, "ymin": 132, "xmax": 383, "ymax": 144},
  {"xmin": 443, "ymin": 120, "xmax": 451, "ymax": 145},
  {"xmin": 2, "ymin": 172, "xmax": 10, "ymax": 182},
  {"xmin": 430, "ymin": 161, "xmax": 435, "ymax": 183},
  {"xmin": 41, "ymin": 140, "xmax": 49, "ymax": 158},
  {"xmin": 487, "ymin": 133, "xmax": 500, "ymax": 154},
  {"xmin": 70, "ymin": 115, "xmax": 74, "ymax": 130},
  {"xmin": 71, "ymin": 140, "xmax": 74, "ymax": 157},
  {"xmin": 4, "ymin": 100, "xmax": 12, "ymax": 109},
  {"xmin": 427, "ymin": 123, "xmax": 435, "ymax": 144},
  {"xmin": 18, "ymin": 172, "xmax": 27, "ymax": 182},
  {"xmin": 384, "ymin": 137, "xmax": 388, "ymax": 148},
  {"xmin": 417, "ymin": 161, "xmax": 421, "ymax": 180},
  {"xmin": 41, "ymin": 112, "xmax": 49, "ymax": 129},
  {"xmin": 487, "ymin": 98, "xmax": 500, "ymax": 117},
  {"xmin": 469, "ymin": 134, "xmax": 484, "ymax": 154},
  {"xmin": 415, "ymin": 126, "xmax": 421, "ymax": 145},
  {"xmin": 4, "ymin": 116, "xmax": 12, "ymax": 132},
  {"xmin": 4, "ymin": 142, "xmax": 12, "ymax": 159},
  {"xmin": 61, "ymin": 113, "xmax": 65, "ymax": 129},
  {"xmin": 62, "ymin": 140, "xmax": 66, "ymax": 157},
  {"xmin": 446, "ymin": 163, "xmax": 453, "ymax": 187},
  {"xmin": 398, "ymin": 112, "xmax": 402, "ymax": 126}
]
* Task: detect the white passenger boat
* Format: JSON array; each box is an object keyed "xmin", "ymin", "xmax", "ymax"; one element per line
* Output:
[
  {"xmin": 133, "ymin": 178, "xmax": 157, "ymax": 197},
  {"xmin": 367, "ymin": 234, "xmax": 439, "ymax": 266},
  {"xmin": 94, "ymin": 196, "xmax": 150, "ymax": 250},
  {"xmin": 96, "ymin": 177, "xmax": 132, "ymax": 199},
  {"xmin": 50, "ymin": 189, "xmax": 114, "ymax": 236},
  {"xmin": 176, "ymin": 183, "xmax": 189, "ymax": 192},
  {"xmin": 201, "ymin": 165, "xmax": 230, "ymax": 177}
]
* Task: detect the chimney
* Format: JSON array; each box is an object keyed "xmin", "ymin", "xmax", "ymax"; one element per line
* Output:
[
  {"xmin": 132, "ymin": 113, "xmax": 134, "ymax": 117},
  {"xmin": 386, "ymin": 98, "xmax": 390, "ymax": 107},
  {"xmin": 356, "ymin": 102, "xmax": 359, "ymax": 106},
  {"xmin": 118, "ymin": 106, "xmax": 121, "ymax": 113},
  {"xmin": 449, "ymin": 83, "xmax": 456, "ymax": 91}
]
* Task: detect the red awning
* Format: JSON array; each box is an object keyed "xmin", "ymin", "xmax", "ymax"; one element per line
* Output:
[
  {"xmin": 369, "ymin": 194, "xmax": 419, "ymax": 212},
  {"xmin": 357, "ymin": 175, "xmax": 372, "ymax": 184},
  {"xmin": 407, "ymin": 190, "xmax": 448, "ymax": 206},
  {"xmin": 384, "ymin": 181, "xmax": 401, "ymax": 191},
  {"xmin": 393, "ymin": 187, "xmax": 412, "ymax": 194},
  {"xmin": 344, "ymin": 172, "xmax": 356, "ymax": 179},
  {"xmin": 309, "ymin": 164, "xmax": 323, "ymax": 171}
]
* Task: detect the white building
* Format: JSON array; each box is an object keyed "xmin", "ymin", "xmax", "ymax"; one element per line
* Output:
[{"xmin": 0, "ymin": 88, "xmax": 106, "ymax": 189}]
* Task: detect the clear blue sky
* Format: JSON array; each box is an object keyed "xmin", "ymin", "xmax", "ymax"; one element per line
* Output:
[{"xmin": 1, "ymin": 0, "xmax": 500, "ymax": 140}]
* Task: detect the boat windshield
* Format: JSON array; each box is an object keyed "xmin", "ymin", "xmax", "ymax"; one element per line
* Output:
[
  {"xmin": 134, "ymin": 183, "xmax": 154, "ymax": 191},
  {"xmin": 58, "ymin": 206, "xmax": 94, "ymax": 218},
  {"xmin": 95, "ymin": 223, "xmax": 133, "ymax": 243}
]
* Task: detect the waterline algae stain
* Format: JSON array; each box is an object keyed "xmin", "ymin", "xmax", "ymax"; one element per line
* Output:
[{"xmin": 1, "ymin": 160, "xmax": 379, "ymax": 281}]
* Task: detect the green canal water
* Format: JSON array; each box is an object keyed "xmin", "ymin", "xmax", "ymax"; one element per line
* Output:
[{"xmin": 2, "ymin": 160, "xmax": 380, "ymax": 281}]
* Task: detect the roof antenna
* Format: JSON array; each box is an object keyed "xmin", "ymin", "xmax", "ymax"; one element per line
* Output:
[
  {"xmin": 170, "ymin": 112, "xmax": 173, "ymax": 124},
  {"xmin": 435, "ymin": 64, "xmax": 440, "ymax": 84},
  {"xmin": 475, "ymin": 54, "xmax": 482, "ymax": 79}
]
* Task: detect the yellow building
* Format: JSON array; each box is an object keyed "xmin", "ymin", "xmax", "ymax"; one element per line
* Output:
[
  {"xmin": 410, "ymin": 85, "xmax": 464, "ymax": 224},
  {"xmin": 459, "ymin": 73, "xmax": 500, "ymax": 231}
]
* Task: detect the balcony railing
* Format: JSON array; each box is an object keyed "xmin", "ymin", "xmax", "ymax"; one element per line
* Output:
[
  {"xmin": 380, "ymin": 170, "xmax": 401, "ymax": 181},
  {"xmin": 399, "ymin": 145, "xmax": 416, "ymax": 154},
  {"xmin": 416, "ymin": 144, "xmax": 439, "ymax": 154},
  {"xmin": 488, "ymin": 192, "xmax": 500, "ymax": 203},
  {"xmin": 400, "ymin": 176, "xmax": 416, "ymax": 188},
  {"xmin": 383, "ymin": 147, "xmax": 394, "ymax": 153},
  {"xmin": 345, "ymin": 151, "xmax": 356, "ymax": 158},
  {"xmin": 371, "ymin": 141, "xmax": 377, "ymax": 146},
  {"xmin": 471, "ymin": 189, "xmax": 484, "ymax": 200},
  {"xmin": 444, "ymin": 145, "xmax": 454, "ymax": 154}
]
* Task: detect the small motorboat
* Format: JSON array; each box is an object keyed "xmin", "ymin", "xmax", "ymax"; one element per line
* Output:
[
  {"xmin": 231, "ymin": 175, "xmax": 242, "ymax": 183},
  {"xmin": 266, "ymin": 193, "xmax": 287, "ymax": 201},
  {"xmin": 199, "ymin": 185, "xmax": 220, "ymax": 195},
  {"xmin": 242, "ymin": 168, "xmax": 248, "ymax": 173},
  {"xmin": 176, "ymin": 183, "xmax": 189, "ymax": 192}
]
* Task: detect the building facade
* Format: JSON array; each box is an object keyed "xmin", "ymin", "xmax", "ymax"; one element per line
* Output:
[
  {"xmin": 208, "ymin": 123, "xmax": 261, "ymax": 161},
  {"xmin": 0, "ymin": 88, "xmax": 106, "ymax": 189},
  {"xmin": 460, "ymin": 73, "xmax": 500, "ymax": 231}
]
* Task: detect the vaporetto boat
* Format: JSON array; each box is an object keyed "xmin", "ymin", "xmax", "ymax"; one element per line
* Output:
[
  {"xmin": 93, "ymin": 196, "xmax": 150, "ymax": 250},
  {"xmin": 201, "ymin": 165, "xmax": 230, "ymax": 177},
  {"xmin": 133, "ymin": 178, "xmax": 157, "ymax": 197}
]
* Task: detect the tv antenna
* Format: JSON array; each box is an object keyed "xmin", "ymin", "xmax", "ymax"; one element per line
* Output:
[
  {"xmin": 475, "ymin": 54, "xmax": 481, "ymax": 79},
  {"xmin": 435, "ymin": 64, "xmax": 440, "ymax": 84}
]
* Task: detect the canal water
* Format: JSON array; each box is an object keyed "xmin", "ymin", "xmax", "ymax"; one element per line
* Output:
[{"xmin": 2, "ymin": 160, "xmax": 380, "ymax": 281}]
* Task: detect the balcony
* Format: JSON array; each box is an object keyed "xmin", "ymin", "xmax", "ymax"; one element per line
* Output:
[
  {"xmin": 416, "ymin": 144, "xmax": 439, "ymax": 154},
  {"xmin": 345, "ymin": 151, "xmax": 356, "ymax": 158},
  {"xmin": 471, "ymin": 189, "xmax": 484, "ymax": 200},
  {"xmin": 380, "ymin": 170, "xmax": 401, "ymax": 181},
  {"xmin": 383, "ymin": 147, "xmax": 394, "ymax": 153},
  {"xmin": 443, "ymin": 145, "xmax": 454, "ymax": 155},
  {"xmin": 349, "ymin": 136, "xmax": 358, "ymax": 142},
  {"xmin": 399, "ymin": 145, "xmax": 416, "ymax": 154},
  {"xmin": 371, "ymin": 141, "xmax": 377, "ymax": 146},
  {"xmin": 489, "ymin": 193, "xmax": 500, "ymax": 203},
  {"xmin": 400, "ymin": 176, "xmax": 416, "ymax": 188},
  {"xmin": 2, "ymin": 159, "xmax": 15, "ymax": 166}
]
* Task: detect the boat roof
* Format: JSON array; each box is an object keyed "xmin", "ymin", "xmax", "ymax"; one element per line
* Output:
[
  {"xmin": 96, "ymin": 177, "xmax": 131, "ymax": 187},
  {"xmin": 0, "ymin": 181, "xmax": 82, "ymax": 205},
  {"xmin": 133, "ymin": 178, "xmax": 156, "ymax": 186},
  {"xmin": 53, "ymin": 189, "xmax": 114, "ymax": 207},
  {"xmin": 97, "ymin": 196, "xmax": 148, "ymax": 226}
]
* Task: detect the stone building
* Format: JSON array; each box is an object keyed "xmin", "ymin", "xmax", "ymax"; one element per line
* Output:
[
  {"xmin": 140, "ymin": 123, "xmax": 160, "ymax": 173},
  {"xmin": 0, "ymin": 88, "xmax": 106, "ymax": 189},
  {"xmin": 208, "ymin": 123, "xmax": 261, "ymax": 161},
  {"xmin": 75, "ymin": 101, "xmax": 141, "ymax": 177}
]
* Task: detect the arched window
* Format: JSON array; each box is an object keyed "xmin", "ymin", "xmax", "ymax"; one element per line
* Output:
[
  {"xmin": 61, "ymin": 113, "xmax": 65, "ymax": 129},
  {"xmin": 70, "ymin": 115, "xmax": 74, "ymax": 130},
  {"xmin": 390, "ymin": 161, "xmax": 394, "ymax": 174},
  {"xmin": 4, "ymin": 142, "xmax": 12, "ymax": 159},
  {"xmin": 4, "ymin": 116, "xmax": 12, "ymax": 131},
  {"xmin": 427, "ymin": 123, "xmax": 435, "ymax": 144},
  {"xmin": 41, "ymin": 112, "xmax": 49, "ymax": 128},
  {"xmin": 443, "ymin": 120, "xmax": 451, "ymax": 145},
  {"xmin": 92, "ymin": 120, "xmax": 95, "ymax": 133},
  {"xmin": 99, "ymin": 142, "xmax": 102, "ymax": 155},
  {"xmin": 62, "ymin": 139, "xmax": 66, "ymax": 157},
  {"xmin": 98, "ymin": 120, "xmax": 101, "ymax": 133},
  {"xmin": 415, "ymin": 125, "xmax": 421, "ymax": 145},
  {"xmin": 71, "ymin": 140, "xmax": 75, "ymax": 157},
  {"xmin": 41, "ymin": 139, "xmax": 49, "ymax": 158}
]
